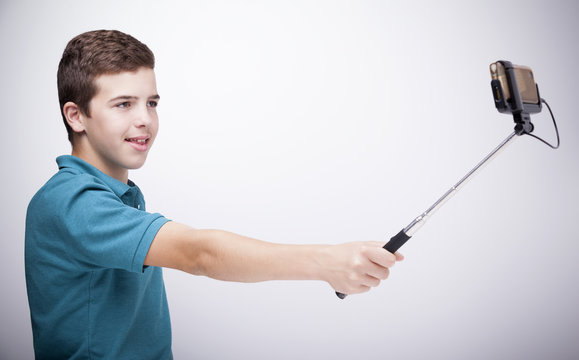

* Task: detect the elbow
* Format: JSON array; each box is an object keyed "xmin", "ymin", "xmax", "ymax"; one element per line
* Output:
[
  {"xmin": 181, "ymin": 251, "xmax": 212, "ymax": 277},
  {"xmin": 179, "ymin": 229, "xmax": 220, "ymax": 278}
]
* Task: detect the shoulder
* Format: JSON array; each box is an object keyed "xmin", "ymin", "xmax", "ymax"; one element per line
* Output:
[{"xmin": 27, "ymin": 167, "xmax": 117, "ymax": 218}]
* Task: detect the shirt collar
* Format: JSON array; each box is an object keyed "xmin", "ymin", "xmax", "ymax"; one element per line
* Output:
[{"xmin": 56, "ymin": 155, "xmax": 139, "ymax": 199}]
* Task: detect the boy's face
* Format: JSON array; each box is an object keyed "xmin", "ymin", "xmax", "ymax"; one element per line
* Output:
[{"xmin": 75, "ymin": 67, "xmax": 159, "ymax": 181}]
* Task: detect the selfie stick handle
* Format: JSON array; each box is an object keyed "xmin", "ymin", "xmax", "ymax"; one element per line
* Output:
[{"xmin": 336, "ymin": 131, "xmax": 518, "ymax": 299}]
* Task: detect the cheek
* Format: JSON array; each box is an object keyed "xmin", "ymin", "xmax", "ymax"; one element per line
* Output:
[
  {"xmin": 85, "ymin": 119, "xmax": 112, "ymax": 143},
  {"xmin": 150, "ymin": 117, "xmax": 160, "ymax": 139},
  {"xmin": 100, "ymin": 122, "xmax": 128, "ymax": 141}
]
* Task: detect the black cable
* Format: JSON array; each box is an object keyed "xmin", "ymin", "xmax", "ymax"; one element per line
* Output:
[{"xmin": 525, "ymin": 98, "xmax": 560, "ymax": 149}]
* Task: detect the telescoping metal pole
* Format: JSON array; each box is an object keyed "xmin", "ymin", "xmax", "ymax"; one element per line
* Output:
[{"xmin": 336, "ymin": 131, "xmax": 519, "ymax": 299}]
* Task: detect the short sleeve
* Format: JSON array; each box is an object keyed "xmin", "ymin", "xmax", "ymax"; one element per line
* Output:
[{"xmin": 31, "ymin": 172, "xmax": 170, "ymax": 273}]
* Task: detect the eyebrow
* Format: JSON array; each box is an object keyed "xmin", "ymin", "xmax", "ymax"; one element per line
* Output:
[{"xmin": 108, "ymin": 94, "xmax": 161, "ymax": 103}]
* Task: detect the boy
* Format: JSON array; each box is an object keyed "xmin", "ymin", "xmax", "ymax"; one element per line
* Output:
[{"xmin": 25, "ymin": 30, "xmax": 403, "ymax": 359}]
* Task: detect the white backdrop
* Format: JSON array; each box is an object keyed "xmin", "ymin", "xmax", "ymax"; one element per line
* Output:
[{"xmin": 2, "ymin": 1, "xmax": 578, "ymax": 359}]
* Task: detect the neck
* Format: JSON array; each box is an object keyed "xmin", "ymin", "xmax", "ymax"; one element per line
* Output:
[{"xmin": 71, "ymin": 147, "xmax": 129, "ymax": 184}]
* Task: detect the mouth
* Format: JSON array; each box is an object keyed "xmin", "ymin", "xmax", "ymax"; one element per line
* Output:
[{"xmin": 125, "ymin": 136, "xmax": 151, "ymax": 151}]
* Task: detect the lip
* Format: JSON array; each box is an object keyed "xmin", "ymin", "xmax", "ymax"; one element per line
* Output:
[{"xmin": 125, "ymin": 135, "xmax": 151, "ymax": 152}]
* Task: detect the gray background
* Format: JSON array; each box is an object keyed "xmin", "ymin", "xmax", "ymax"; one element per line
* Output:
[{"xmin": 2, "ymin": 0, "xmax": 578, "ymax": 359}]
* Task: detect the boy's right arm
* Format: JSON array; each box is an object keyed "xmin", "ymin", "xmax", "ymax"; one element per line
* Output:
[{"xmin": 144, "ymin": 221, "xmax": 403, "ymax": 295}]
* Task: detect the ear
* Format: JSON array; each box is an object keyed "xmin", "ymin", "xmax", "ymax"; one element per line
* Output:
[{"xmin": 62, "ymin": 102, "xmax": 87, "ymax": 134}]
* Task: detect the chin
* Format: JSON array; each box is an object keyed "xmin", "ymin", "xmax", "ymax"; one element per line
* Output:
[
  {"xmin": 129, "ymin": 161, "xmax": 147, "ymax": 170},
  {"xmin": 125, "ymin": 155, "xmax": 149, "ymax": 170}
]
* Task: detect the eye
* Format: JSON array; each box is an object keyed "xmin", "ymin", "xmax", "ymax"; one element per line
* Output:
[
  {"xmin": 116, "ymin": 101, "xmax": 131, "ymax": 109},
  {"xmin": 147, "ymin": 100, "xmax": 159, "ymax": 108}
]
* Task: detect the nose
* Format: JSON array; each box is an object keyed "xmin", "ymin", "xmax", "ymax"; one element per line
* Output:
[{"xmin": 134, "ymin": 103, "xmax": 156, "ymax": 128}]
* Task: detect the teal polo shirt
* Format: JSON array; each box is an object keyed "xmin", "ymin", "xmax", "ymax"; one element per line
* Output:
[{"xmin": 25, "ymin": 155, "xmax": 172, "ymax": 359}]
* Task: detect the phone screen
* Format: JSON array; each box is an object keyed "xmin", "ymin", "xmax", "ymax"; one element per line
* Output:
[
  {"xmin": 513, "ymin": 66, "xmax": 539, "ymax": 104},
  {"xmin": 490, "ymin": 62, "xmax": 538, "ymax": 105}
]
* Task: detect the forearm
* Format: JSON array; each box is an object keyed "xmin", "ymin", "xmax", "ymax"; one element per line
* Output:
[{"xmin": 184, "ymin": 228, "xmax": 328, "ymax": 283}]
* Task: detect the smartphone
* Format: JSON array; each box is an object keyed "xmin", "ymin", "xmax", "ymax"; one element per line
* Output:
[{"xmin": 490, "ymin": 61, "xmax": 541, "ymax": 114}]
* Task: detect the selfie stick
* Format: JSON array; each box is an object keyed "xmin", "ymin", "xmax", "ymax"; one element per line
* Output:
[
  {"xmin": 336, "ymin": 130, "xmax": 519, "ymax": 299},
  {"xmin": 335, "ymin": 60, "xmax": 560, "ymax": 299}
]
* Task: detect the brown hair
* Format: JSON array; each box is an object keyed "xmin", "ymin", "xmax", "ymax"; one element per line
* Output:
[{"xmin": 57, "ymin": 30, "xmax": 155, "ymax": 143}]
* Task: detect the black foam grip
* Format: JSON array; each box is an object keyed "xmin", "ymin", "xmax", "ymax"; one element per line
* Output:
[
  {"xmin": 335, "ymin": 229, "xmax": 411, "ymax": 299},
  {"xmin": 383, "ymin": 229, "xmax": 411, "ymax": 253}
]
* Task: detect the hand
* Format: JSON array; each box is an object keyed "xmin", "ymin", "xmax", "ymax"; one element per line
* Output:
[{"xmin": 321, "ymin": 241, "xmax": 404, "ymax": 295}]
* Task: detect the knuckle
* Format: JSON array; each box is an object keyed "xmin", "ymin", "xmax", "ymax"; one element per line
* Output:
[
  {"xmin": 361, "ymin": 245, "xmax": 375, "ymax": 258},
  {"xmin": 350, "ymin": 256, "xmax": 364, "ymax": 272},
  {"xmin": 347, "ymin": 272, "xmax": 359, "ymax": 283}
]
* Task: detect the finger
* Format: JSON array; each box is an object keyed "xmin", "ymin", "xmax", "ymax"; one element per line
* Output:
[
  {"xmin": 365, "ymin": 262, "xmax": 390, "ymax": 281},
  {"xmin": 349, "ymin": 284, "xmax": 372, "ymax": 295},
  {"xmin": 364, "ymin": 246, "xmax": 397, "ymax": 268},
  {"xmin": 362, "ymin": 275, "xmax": 381, "ymax": 288},
  {"xmin": 365, "ymin": 242, "xmax": 404, "ymax": 261}
]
